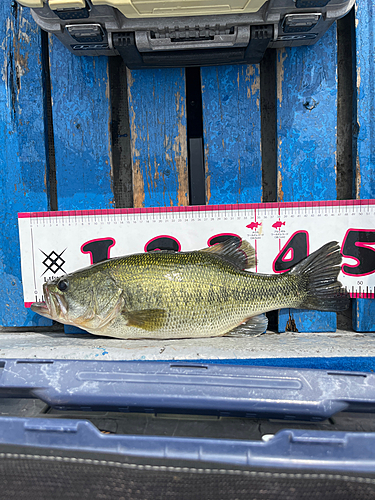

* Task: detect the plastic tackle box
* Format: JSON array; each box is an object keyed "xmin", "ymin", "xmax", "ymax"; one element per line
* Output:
[
  {"xmin": 1, "ymin": 359, "xmax": 375, "ymax": 499},
  {"xmin": 16, "ymin": 0, "xmax": 355, "ymax": 66}
]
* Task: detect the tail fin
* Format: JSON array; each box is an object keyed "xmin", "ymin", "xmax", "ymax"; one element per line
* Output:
[{"xmin": 290, "ymin": 241, "xmax": 350, "ymax": 312}]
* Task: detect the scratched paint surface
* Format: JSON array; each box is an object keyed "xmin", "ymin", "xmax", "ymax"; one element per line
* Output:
[
  {"xmin": 0, "ymin": 4, "xmax": 51, "ymax": 326},
  {"xmin": 49, "ymin": 38, "xmax": 113, "ymax": 210},
  {"xmin": 201, "ymin": 64, "xmax": 262, "ymax": 205},
  {"xmin": 276, "ymin": 25, "xmax": 338, "ymax": 332},
  {"xmin": 353, "ymin": 2, "xmax": 375, "ymax": 331},
  {"xmin": 277, "ymin": 25, "xmax": 338, "ymax": 202},
  {"xmin": 355, "ymin": 2, "xmax": 375, "ymax": 200},
  {"xmin": 127, "ymin": 68, "xmax": 188, "ymax": 208},
  {"xmin": 352, "ymin": 299, "xmax": 375, "ymax": 332},
  {"xmin": 0, "ymin": 331, "xmax": 374, "ymax": 366},
  {"xmin": 278, "ymin": 309, "xmax": 338, "ymax": 334}
]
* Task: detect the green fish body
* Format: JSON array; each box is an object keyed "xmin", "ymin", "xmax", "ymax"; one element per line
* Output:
[{"xmin": 31, "ymin": 240, "xmax": 349, "ymax": 339}]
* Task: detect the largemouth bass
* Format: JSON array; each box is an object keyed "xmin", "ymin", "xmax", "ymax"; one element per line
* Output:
[{"xmin": 31, "ymin": 240, "xmax": 349, "ymax": 339}]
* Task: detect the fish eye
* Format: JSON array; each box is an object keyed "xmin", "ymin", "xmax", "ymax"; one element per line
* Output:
[{"xmin": 57, "ymin": 279, "xmax": 69, "ymax": 292}]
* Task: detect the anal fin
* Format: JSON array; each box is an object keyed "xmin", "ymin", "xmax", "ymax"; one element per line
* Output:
[{"xmin": 224, "ymin": 314, "xmax": 268, "ymax": 337}]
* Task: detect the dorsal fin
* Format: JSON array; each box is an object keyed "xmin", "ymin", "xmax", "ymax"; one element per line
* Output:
[{"xmin": 200, "ymin": 239, "xmax": 256, "ymax": 270}]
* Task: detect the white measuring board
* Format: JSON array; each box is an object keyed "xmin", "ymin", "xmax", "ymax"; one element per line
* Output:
[{"xmin": 18, "ymin": 199, "xmax": 375, "ymax": 307}]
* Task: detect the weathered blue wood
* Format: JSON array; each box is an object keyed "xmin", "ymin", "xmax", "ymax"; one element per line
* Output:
[
  {"xmin": 127, "ymin": 68, "xmax": 188, "ymax": 208},
  {"xmin": 49, "ymin": 38, "xmax": 114, "ymax": 210},
  {"xmin": 276, "ymin": 25, "xmax": 338, "ymax": 332},
  {"xmin": 66, "ymin": 69, "xmax": 188, "ymax": 333},
  {"xmin": 201, "ymin": 64, "xmax": 262, "ymax": 204},
  {"xmin": 352, "ymin": 299, "xmax": 375, "ymax": 332},
  {"xmin": 355, "ymin": 2, "xmax": 375, "ymax": 200},
  {"xmin": 48, "ymin": 38, "xmax": 114, "ymax": 334},
  {"xmin": 353, "ymin": 2, "xmax": 375, "ymax": 332},
  {"xmin": 0, "ymin": 4, "xmax": 51, "ymax": 326},
  {"xmin": 278, "ymin": 309, "xmax": 338, "ymax": 334}
]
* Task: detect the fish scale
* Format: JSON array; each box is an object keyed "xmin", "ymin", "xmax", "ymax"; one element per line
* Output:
[{"xmin": 110, "ymin": 251, "xmax": 256, "ymax": 338}]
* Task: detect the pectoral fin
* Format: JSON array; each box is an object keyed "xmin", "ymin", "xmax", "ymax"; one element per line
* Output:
[
  {"xmin": 123, "ymin": 309, "xmax": 167, "ymax": 331},
  {"xmin": 224, "ymin": 313, "xmax": 268, "ymax": 337}
]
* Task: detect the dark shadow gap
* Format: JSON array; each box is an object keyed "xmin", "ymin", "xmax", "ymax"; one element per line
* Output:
[
  {"xmin": 108, "ymin": 56, "xmax": 133, "ymax": 208},
  {"xmin": 260, "ymin": 48, "xmax": 277, "ymax": 204},
  {"xmin": 260, "ymin": 48, "xmax": 278, "ymax": 330},
  {"xmin": 40, "ymin": 29, "xmax": 58, "ymax": 212},
  {"xmin": 337, "ymin": 8, "xmax": 356, "ymax": 330},
  {"xmin": 186, "ymin": 67, "xmax": 206, "ymax": 206},
  {"xmin": 337, "ymin": 8, "xmax": 356, "ymax": 201}
]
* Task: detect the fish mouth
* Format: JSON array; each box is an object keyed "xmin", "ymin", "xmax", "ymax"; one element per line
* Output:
[
  {"xmin": 30, "ymin": 285, "xmax": 67, "ymax": 321},
  {"xmin": 30, "ymin": 300, "xmax": 50, "ymax": 317}
]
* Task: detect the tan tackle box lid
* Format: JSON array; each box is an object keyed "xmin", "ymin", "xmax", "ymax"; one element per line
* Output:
[{"xmin": 18, "ymin": 0, "xmax": 268, "ymax": 18}]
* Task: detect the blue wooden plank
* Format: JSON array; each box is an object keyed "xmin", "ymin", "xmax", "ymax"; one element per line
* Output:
[
  {"xmin": 352, "ymin": 299, "xmax": 375, "ymax": 332},
  {"xmin": 276, "ymin": 25, "xmax": 338, "ymax": 332},
  {"xmin": 127, "ymin": 68, "xmax": 188, "ymax": 208},
  {"xmin": 201, "ymin": 64, "xmax": 262, "ymax": 204},
  {"xmin": 355, "ymin": 2, "xmax": 375, "ymax": 200},
  {"xmin": 48, "ymin": 38, "xmax": 114, "ymax": 334},
  {"xmin": 48, "ymin": 38, "xmax": 113, "ymax": 210},
  {"xmin": 0, "ymin": 4, "xmax": 51, "ymax": 326},
  {"xmin": 353, "ymin": 1, "xmax": 375, "ymax": 332}
]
